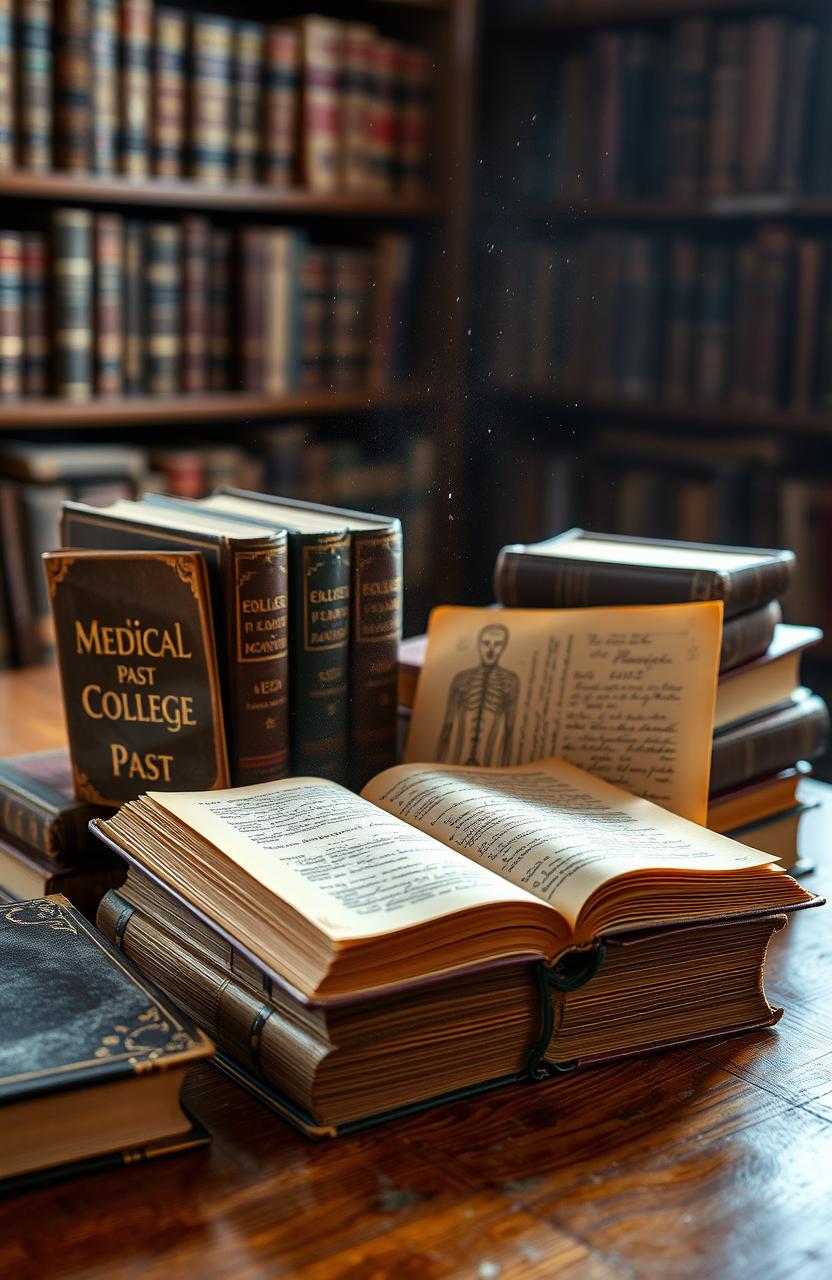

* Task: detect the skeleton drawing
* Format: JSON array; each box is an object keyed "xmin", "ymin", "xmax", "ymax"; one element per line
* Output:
[{"xmin": 436, "ymin": 624, "xmax": 519, "ymax": 766}]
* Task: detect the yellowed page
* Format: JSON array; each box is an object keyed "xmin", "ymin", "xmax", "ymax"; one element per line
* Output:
[
  {"xmin": 404, "ymin": 603, "xmax": 723, "ymax": 822},
  {"xmin": 362, "ymin": 758, "xmax": 777, "ymax": 928},
  {"xmin": 148, "ymin": 777, "xmax": 538, "ymax": 940}
]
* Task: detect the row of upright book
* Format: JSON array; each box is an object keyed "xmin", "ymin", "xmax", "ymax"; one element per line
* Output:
[
  {"xmin": 507, "ymin": 14, "xmax": 832, "ymax": 200},
  {"xmin": 493, "ymin": 229, "xmax": 832, "ymax": 412},
  {"xmin": 0, "ymin": 3, "xmax": 432, "ymax": 193},
  {"xmin": 0, "ymin": 209, "xmax": 417, "ymax": 400}
]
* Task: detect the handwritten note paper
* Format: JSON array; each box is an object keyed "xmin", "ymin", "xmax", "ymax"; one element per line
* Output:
[{"xmin": 403, "ymin": 603, "xmax": 723, "ymax": 822}]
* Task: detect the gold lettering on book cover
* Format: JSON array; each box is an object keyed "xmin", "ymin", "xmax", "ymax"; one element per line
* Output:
[{"xmin": 3, "ymin": 901, "xmax": 77, "ymax": 933}]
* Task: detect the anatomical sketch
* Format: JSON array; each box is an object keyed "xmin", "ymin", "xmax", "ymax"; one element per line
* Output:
[{"xmin": 436, "ymin": 623, "xmax": 519, "ymax": 766}]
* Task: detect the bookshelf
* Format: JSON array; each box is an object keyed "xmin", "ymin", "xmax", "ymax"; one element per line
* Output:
[
  {"xmin": 0, "ymin": 0, "xmax": 477, "ymax": 657},
  {"xmin": 472, "ymin": 0, "xmax": 832, "ymax": 629}
]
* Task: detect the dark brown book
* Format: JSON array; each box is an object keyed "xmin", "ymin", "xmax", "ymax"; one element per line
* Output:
[
  {"xmin": 45, "ymin": 549, "xmax": 230, "ymax": 804},
  {"xmin": 182, "ymin": 216, "xmax": 210, "ymax": 394},
  {"xmin": 494, "ymin": 530, "xmax": 796, "ymax": 620},
  {"xmin": 741, "ymin": 18, "xmax": 785, "ymax": 193},
  {"xmin": 720, "ymin": 601, "xmax": 782, "ymax": 673},
  {"xmin": 0, "ymin": 829, "xmax": 123, "ymax": 919},
  {"xmin": 60, "ymin": 500, "xmax": 290, "ymax": 787},
  {"xmin": 208, "ymin": 229, "xmax": 231, "ymax": 391},
  {"xmin": 791, "ymin": 239, "xmax": 823, "ymax": 410},
  {"xmin": 55, "ymin": 0, "xmax": 90, "ymax": 171},
  {"xmin": 298, "ymin": 244, "xmax": 330, "ymax": 391},
  {"xmin": 231, "ymin": 21, "xmax": 264, "ymax": 184},
  {"xmin": 775, "ymin": 24, "xmax": 816, "ymax": 193},
  {"xmin": 0, "ymin": 232, "xmax": 22, "ymax": 401},
  {"xmin": 120, "ymin": 0, "xmax": 152, "ymax": 178},
  {"xmin": 21, "ymin": 231, "xmax": 48, "ymax": 396},
  {"xmin": 710, "ymin": 690, "xmax": 830, "ymax": 796},
  {"xmin": 144, "ymin": 222, "xmax": 181, "ymax": 395},
  {"xmin": 152, "ymin": 7, "xmax": 187, "ymax": 178},
  {"xmin": 706, "ymin": 21, "xmax": 745, "ymax": 197},
  {"xmin": 18, "ymin": 0, "xmax": 53, "ymax": 173},
  {"xmin": 94, "ymin": 213, "xmax": 123, "ymax": 396},
  {"xmin": 0, "ymin": 482, "xmax": 40, "ymax": 665},
  {"xmin": 665, "ymin": 18, "xmax": 709, "ymax": 198},
  {"xmin": 123, "ymin": 219, "xmax": 144, "ymax": 394},
  {"xmin": 240, "ymin": 226, "xmax": 267, "ymax": 392},
  {"xmin": 0, "ymin": 749, "xmax": 103, "ymax": 862},
  {"xmin": 263, "ymin": 24, "xmax": 300, "ymax": 187}
]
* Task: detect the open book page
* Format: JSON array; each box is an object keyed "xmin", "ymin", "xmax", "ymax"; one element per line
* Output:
[
  {"xmin": 404, "ymin": 603, "xmax": 723, "ymax": 823},
  {"xmin": 362, "ymin": 758, "xmax": 778, "ymax": 930},
  {"xmin": 146, "ymin": 778, "xmax": 539, "ymax": 940}
]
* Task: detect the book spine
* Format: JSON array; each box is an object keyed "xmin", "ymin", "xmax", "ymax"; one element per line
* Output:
[
  {"xmin": 21, "ymin": 231, "xmax": 48, "ymax": 395},
  {"xmin": 0, "ymin": 233, "xmax": 22, "ymax": 400},
  {"xmin": 90, "ymin": 0, "xmax": 118, "ymax": 173},
  {"xmin": 792, "ymin": 238, "xmax": 822, "ymax": 410},
  {"xmin": 298, "ymin": 244, "xmax": 330, "ymax": 390},
  {"xmin": 299, "ymin": 16, "xmax": 341, "ymax": 192},
  {"xmin": 93, "ymin": 212, "xmax": 123, "ymax": 395},
  {"xmin": 52, "ymin": 208, "xmax": 92, "ymax": 400},
  {"xmin": 398, "ymin": 44, "xmax": 430, "ymax": 195},
  {"xmin": 120, "ymin": 0, "xmax": 151, "ymax": 178},
  {"xmin": 240, "ymin": 225, "xmax": 266, "ymax": 392},
  {"xmin": 263, "ymin": 228, "xmax": 303, "ymax": 395},
  {"xmin": 231, "ymin": 21, "xmax": 264, "ymax": 184},
  {"xmin": 18, "ymin": 0, "xmax": 52, "ymax": 172},
  {"xmin": 664, "ymin": 238, "xmax": 696, "ymax": 401},
  {"xmin": 349, "ymin": 524, "xmax": 402, "ymax": 789},
  {"xmin": 340, "ymin": 22, "xmax": 373, "ymax": 191},
  {"xmin": 366, "ymin": 36, "xmax": 396, "ymax": 194},
  {"xmin": 208, "ymin": 227, "xmax": 231, "ymax": 390},
  {"xmin": 190, "ymin": 14, "xmax": 233, "ymax": 184},
  {"xmin": 0, "ymin": 0, "xmax": 13, "ymax": 170},
  {"xmin": 0, "ymin": 792, "xmax": 71, "ymax": 860},
  {"xmin": 263, "ymin": 25, "xmax": 299, "ymax": 187},
  {"xmin": 288, "ymin": 529, "xmax": 351, "ymax": 784},
  {"xmin": 776, "ymin": 24, "xmax": 815, "ymax": 194},
  {"xmin": 181, "ymin": 215, "xmax": 210, "ymax": 393},
  {"xmin": 719, "ymin": 601, "xmax": 781, "ymax": 674},
  {"xmin": 666, "ymin": 18, "xmax": 709, "ymax": 198},
  {"xmin": 741, "ymin": 18, "xmax": 783, "ymax": 193},
  {"xmin": 152, "ymin": 6, "xmax": 187, "ymax": 178},
  {"xmin": 122, "ymin": 217, "xmax": 143, "ymax": 393},
  {"xmin": 330, "ymin": 247, "xmax": 371, "ymax": 389},
  {"xmin": 55, "ymin": 0, "xmax": 90, "ymax": 171},
  {"xmin": 706, "ymin": 21, "xmax": 745, "ymax": 198},
  {"xmin": 696, "ymin": 244, "xmax": 733, "ymax": 403},
  {"xmin": 145, "ymin": 221, "xmax": 181, "ymax": 395},
  {"xmin": 711, "ymin": 695, "xmax": 830, "ymax": 795}
]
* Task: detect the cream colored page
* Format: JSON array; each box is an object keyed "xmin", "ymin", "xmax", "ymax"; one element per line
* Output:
[
  {"xmin": 363, "ymin": 758, "xmax": 776, "ymax": 927},
  {"xmin": 149, "ymin": 778, "xmax": 535, "ymax": 940},
  {"xmin": 404, "ymin": 603, "xmax": 723, "ymax": 822}
]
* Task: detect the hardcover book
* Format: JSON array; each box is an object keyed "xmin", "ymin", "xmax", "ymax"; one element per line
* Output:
[
  {"xmin": 0, "ymin": 895, "xmax": 213, "ymax": 1192},
  {"xmin": 0, "ymin": 748, "xmax": 104, "ymax": 862},
  {"xmin": 0, "ymin": 830, "xmax": 123, "ymax": 918},
  {"xmin": 92, "ymin": 757, "xmax": 818, "ymax": 1135},
  {"xmin": 494, "ymin": 529, "xmax": 796, "ymax": 619},
  {"xmin": 45, "ymin": 550, "xmax": 230, "ymax": 805}
]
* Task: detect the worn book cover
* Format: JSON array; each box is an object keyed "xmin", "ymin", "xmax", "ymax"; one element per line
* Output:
[
  {"xmin": 45, "ymin": 550, "xmax": 229, "ymax": 805},
  {"xmin": 0, "ymin": 748, "xmax": 104, "ymax": 862},
  {"xmin": 0, "ymin": 894, "xmax": 213, "ymax": 1190}
]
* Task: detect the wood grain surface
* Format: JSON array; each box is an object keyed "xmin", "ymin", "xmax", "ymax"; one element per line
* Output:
[{"xmin": 0, "ymin": 666, "xmax": 829, "ymax": 1279}]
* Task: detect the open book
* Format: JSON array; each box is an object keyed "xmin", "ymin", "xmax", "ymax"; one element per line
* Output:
[{"xmin": 93, "ymin": 756, "xmax": 814, "ymax": 1004}]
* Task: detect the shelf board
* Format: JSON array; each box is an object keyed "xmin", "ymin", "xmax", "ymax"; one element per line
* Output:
[
  {"xmin": 500, "ymin": 0, "xmax": 821, "ymax": 32},
  {"xmin": 534, "ymin": 195, "xmax": 832, "ymax": 223},
  {"xmin": 0, "ymin": 171, "xmax": 443, "ymax": 217},
  {"xmin": 496, "ymin": 387, "xmax": 832, "ymax": 435},
  {"xmin": 0, "ymin": 385, "xmax": 436, "ymax": 429}
]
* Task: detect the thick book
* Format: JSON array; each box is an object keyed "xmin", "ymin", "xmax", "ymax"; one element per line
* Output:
[
  {"xmin": 331, "ymin": 248, "xmax": 372, "ymax": 389},
  {"xmin": 398, "ymin": 43, "xmax": 431, "ymax": 194},
  {"xmin": 297, "ymin": 15, "xmax": 341, "ymax": 192},
  {"xmin": 263, "ymin": 25, "xmax": 299, "ymax": 187},
  {"xmin": 0, "ymin": 748, "xmax": 104, "ymax": 862},
  {"xmin": 707, "ymin": 764, "xmax": 809, "ymax": 835},
  {"xmin": 119, "ymin": 0, "xmax": 152, "ymax": 178},
  {"xmin": 52, "ymin": 209, "xmax": 93, "ymax": 401},
  {"xmin": 729, "ymin": 802, "xmax": 818, "ymax": 877},
  {"xmin": 45, "ymin": 550, "xmax": 230, "ymax": 804},
  {"xmin": 0, "ymin": 0, "xmax": 13, "ymax": 171},
  {"xmin": 231, "ymin": 21, "xmax": 264, "ymax": 184},
  {"xmin": 90, "ymin": 0, "xmax": 117, "ymax": 173},
  {"xmin": 0, "ymin": 830, "xmax": 123, "ymax": 918},
  {"xmin": 94, "ymin": 214, "xmax": 124, "ymax": 395},
  {"xmin": 55, "ymin": 0, "xmax": 90, "ymax": 171},
  {"xmin": 18, "ymin": 0, "xmax": 53, "ymax": 173},
  {"xmin": 181, "ymin": 216, "xmax": 210, "ymax": 393},
  {"xmin": 60, "ymin": 499, "xmax": 289, "ymax": 787},
  {"xmin": 91, "ymin": 757, "xmax": 818, "ymax": 1132},
  {"xmin": 152, "ymin": 7, "xmax": 187, "ymax": 178},
  {"xmin": 21, "ymin": 232, "xmax": 48, "ymax": 395},
  {"xmin": 206, "ymin": 489, "xmax": 403, "ymax": 789},
  {"xmin": 144, "ymin": 222, "xmax": 181, "ymax": 395},
  {"xmin": 0, "ymin": 232, "xmax": 21, "ymax": 401},
  {"xmin": 123, "ymin": 219, "xmax": 144, "ymax": 394},
  {"xmin": 494, "ymin": 530, "xmax": 796, "ymax": 619},
  {"xmin": 207, "ymin": 228, "xmax": 231, "ymax": 390},
  {"xmin": 714, "ymin": 623, "xmax": 821, "ymax": 730},
  {"xmin": 340, "ymin": 22, "xmax": 374, "ymax": 190},
  {"xmin": 190, "ymin": 14, "xmax": 233, "ymax": 184},
  {"xmin": 711, "ymin": 689, "xmax": 830, "ymax": 796},
  {"xmin": 0, "ymin": 895, "xmax": 213, "ymax": 1191}
]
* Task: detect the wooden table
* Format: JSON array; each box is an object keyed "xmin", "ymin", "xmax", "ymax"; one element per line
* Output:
[{"xmin": 1, "ymin": 668, "xmax": 831, "ymax": 1279}]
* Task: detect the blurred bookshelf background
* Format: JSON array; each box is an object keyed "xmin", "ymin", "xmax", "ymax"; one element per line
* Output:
[{"xmin": 2, "ymin": 0, "xmax": 832, "ymax": 773}]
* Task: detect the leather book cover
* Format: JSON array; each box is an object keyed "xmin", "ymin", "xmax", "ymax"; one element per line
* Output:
[
  {"xmin": 0, "ymin": 894, "xmax": 213, "ymax": 1187},
  {"xmin": 494, "ymin": 528, "xmax": 796, "ymax": 618},
  {"xmin": 263, "ymin": 24, "xmax": 299, "ymax": 187},
  {"xmin": 181, "ymin": 216, "xmax": 210, "ymax": 393},
  {"xmin": 145, "ymin": 223, "xmax": 181, "ymax": 395},
  {"xmin": 711, "ymin": 689, "xmax": 830, "ymax": 796},
  {"xmin": 60, "ymin": 502, "xmax": 289, "ymax": 787},
  {"xmin": 52, "ymin": 209, "xmax": 93, "ymax": 401},
  {"xmin": 45, "ymin": 550, "xmax": 230, "ymax": 805},
  {"xmin": 0, "ymin": 748, "xmax": 104, "ymax": 862},
  {"xmin": 120, "ymin": 0, "xmax": 151, "ymax": 179},
  {"xmin": 93, "ymin": 213, "xmax": 123, "ymax": 395},
  {"xmin": 21, "ymin": 231, "xmax": 49, "ymax": 396},
  {"xmin": 152, "ymin": 6, "xmax": 187, "ymax": 178},
  {"xmin": 55, "ymin": 0, "xmax": 91, "ymax": 172},
  {"xmin": 18, "ymin": 0, "xmax": 54, "ymax": 175}
]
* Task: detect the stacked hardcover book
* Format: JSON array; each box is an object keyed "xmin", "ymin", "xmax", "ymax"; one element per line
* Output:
[
  {"xmin": 1, "ymin": 7, "xmax": 432, "ymax": 192},
  {"xmin": 0, "ymin": 209, "xmax": 416, "ymax": 403}
]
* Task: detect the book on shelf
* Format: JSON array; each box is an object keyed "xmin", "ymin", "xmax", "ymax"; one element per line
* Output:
[
  {"xmin": 147, "ymin": 490, "xmax": 403, "ymax": 790},
  {"xmin": 18, "ymin": 0, "xmax": 53, "ymax": 174},
  {"xmin": 263, "ymin": 25, "xmax": 299, "ymax": 187},
  {"xmin": 60, "ymin": 498, "xmax": 289, "ymax": 788},
  {"xmin": 120, "ymin": 0, "xmax": 152, "ymax": 179},
  {"xmin": 90, "ymin": 0, "xmax": 118, "ymax": 175},
  {"xmin": 0, "ymin": 231, "xmax": 21, "ymax": 401},
  {"xmin": 93, "ymin": 756, "xmax": 818, "ymax": 1135},
  {"xmin": 190, "ymin": 14, "xmax": 232, "ymax": 185},
  {"xmin": 45, "ymin": 549, "xmax": 230, "ymax": 803},
  {"xmin": 0, "ymin": 894, "xmax": 213, "ymax": 1192},
  {"xmin": 152, "ymin": 6, "xmax": 187, "ymax": 178},
  {"xmin": 231, "ymin": 21, "xmax": 264, "ymax": 185}
]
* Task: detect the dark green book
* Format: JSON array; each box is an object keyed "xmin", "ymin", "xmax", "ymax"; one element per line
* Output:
[
  {"xmin": 52, "ymin": 209, "xmax": 93, "ymax": 402},
  {"xmin": 0, "ymin": 895, "xmax": 213, "ymax": 1193}
]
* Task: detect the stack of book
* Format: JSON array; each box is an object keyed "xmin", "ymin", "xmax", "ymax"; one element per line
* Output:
[
  {"xmin": 92, "ymin": 755, "xmax": 818, "ymax": 1136},
  {"xmin": 1, "ymin": 7, "xmax": 432, "ymax": 192},
  {"xmin": 59, "ymin": 489, "xmax": 403, "ymax": 793},
  {"xmin": 505, "ymin": 12, "xmax": 830, "ymax": 201},
  {"xmin": 0, "ymin": 750, "xmax": 124, "ymax": 917},
  {"xmin": 400, "ymin": 532, "xmax": 830, "ymax": 873},
  {"xmin": 0, "ymin": 210, "xmax": 417, "ymax": 402},
  {"xmin": 492, "ymin": 227, "xmax": 832, "ymax": 414}
]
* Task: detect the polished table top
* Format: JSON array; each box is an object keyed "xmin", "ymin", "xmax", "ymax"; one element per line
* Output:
[{"xmin": 1, "ymin": 667, "xmax": 831, "ymax": 1279}]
